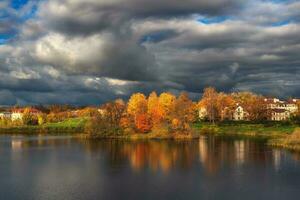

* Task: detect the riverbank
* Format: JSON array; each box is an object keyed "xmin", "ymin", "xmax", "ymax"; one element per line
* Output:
[
  {"xmin": 193, "ymin": 122, "xmax": 297, "ymax": 139},
  {"xmin": 268, "ymin": 128, "xmax": 300, "ymax": 151},
  {"xmin": 193, "ymin": 122, "xmax": 300, "ymax": 151},
  {"xmin": 0, "ymin": 118, "xmax": 86, "ymax": 134},
  {"xmin": 81, "ymin": 131, "xmax": 200, "ymax": 140},
  {"xmin": 1, "ymin": 120, "xmax": 299, "ymax": 143},
  {"xmin": 82, "ymin": 122, "xmax": 298, "ymax": 140}
]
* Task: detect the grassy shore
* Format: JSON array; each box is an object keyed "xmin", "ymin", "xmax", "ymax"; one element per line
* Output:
[
  {"xmin": 82, "ymin": 131, "xmax": 200, "ymax": 140},
  {"xmin": 1, "ymin": 119, "xmax": 300, "ymax": 149},
  {"xmin": 83, "ymin": 122, "xmax": 298, "ymax": 140},
  {"xmin": 193, "ymin": 121, "xmax": 297, "ymax": 139},
  {"xmin": 268, "ymin": 128, "xmax": 300, "ymax": 151},
  {"xmin": 0, "ymin": 118, "xmax": 86, "ymax": 134}
]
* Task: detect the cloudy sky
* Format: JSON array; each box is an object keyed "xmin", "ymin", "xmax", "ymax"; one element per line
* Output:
[{"xmin": 0, "ymin": 0, "xmax": 299, "ymax": 105}]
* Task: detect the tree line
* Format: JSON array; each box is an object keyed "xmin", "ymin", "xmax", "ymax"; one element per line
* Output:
[
  {"xmin": 85, "ymin": 91, "xmax": 197, "ymax": 137},
  {"xmin": 85, "ymin": 87, "xmax": 300, "ymax": 137},
  {"xmin": 1, "ymin": 87, "xmax": 299, "ymax": 135}
]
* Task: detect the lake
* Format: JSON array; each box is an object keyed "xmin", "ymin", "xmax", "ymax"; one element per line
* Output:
[{"xmin": 0, "ymin": 135, "xmax": 300, "ymax": 200}]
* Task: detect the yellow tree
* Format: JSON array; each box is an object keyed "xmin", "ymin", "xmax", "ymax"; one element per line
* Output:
[
  {"xmin": 127, "ymin": 93, "xmax": 147, "ymax": 116},
  {"xmin": 127, "ymin": 93, "xmax": 148, "ymax": 130},
  {"xmin": 158, "ymin": 92, "xmax": 176, "ymax": 121}
]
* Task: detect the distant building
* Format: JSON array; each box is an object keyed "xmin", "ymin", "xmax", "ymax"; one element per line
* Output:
[
  {"xmin": 198, "ymin": 104, "xmax": 249, "ymax": 121},
  {"xmin": 264, "ymin": 98, "xmax": 298, "ymax": 121},
  {"xmin": 198, "ymin": 107, "xmax": 207, "ymax": 120},
  {"xmin": 98, "ymin": 108, "xmax": 107, "ymax": 116},
  {"xmin": 11, "ymin": 108, "xmax": 41, "ymax": 121},
  {"xmin": 270, "ymin": 109, "xmax": 290, "ymax": 121},
  {"xmin": 233, "ymin": 105, "xmax": 248, "ymax": 121},
  {"xmin": 0, "ymin": 112, "xmax": 12, "ymax": 120},
  {"xmin": 197, "ymin": 97, "xmax": 298, "ymax": 121},
  {"xmin": 265, "ymin": 98, "xmax": 298, "ymax": 113}
]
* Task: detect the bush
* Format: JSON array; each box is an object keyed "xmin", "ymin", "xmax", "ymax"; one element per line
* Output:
[
  {"xmin": 84, "ymin": 116, "xmax": 123, "ymax": 138},
  {"xmin": 22, "ymin": 113, "xmax": 38, "ymax": 126},
  {"xmin": 291, "ymin": 116, "xmax": 300, "ymax": 125},
  {"xmin": 149, "ymin": 124, "xmax": 170, "ymax": 137}
]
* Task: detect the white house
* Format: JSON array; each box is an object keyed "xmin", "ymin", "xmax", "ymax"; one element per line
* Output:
[
  {"xmin": 0, "ymin": 112, "xmax": 12, "ymax": 120},
  {"xmin": 264, "ymin": 98, "xmax": 298, "ymax": 121},
  {"xmin": 11, "ymin": 108, "xmax": 41, "ymax": 121},
  {"xmin": 271, "ymin": 109, "xmax": 290, "ymax": 121},
  {"xmin": 198, "ymin": 107, "xmax": 207, "ymax": 120},
  {"xmin": 233, "ymin": 105, "xmax": 248, "ymax": 121},
  {"xmin": 11, "ymin": 110, "xmax": 23, "ymax": 121}
]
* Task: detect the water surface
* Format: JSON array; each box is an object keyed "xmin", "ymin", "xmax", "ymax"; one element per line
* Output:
[{"xmin": 0, "ymin": 135, "xmax": 300, "ymax": 200}]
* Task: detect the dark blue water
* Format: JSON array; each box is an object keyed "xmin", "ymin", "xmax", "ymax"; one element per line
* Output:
[{"xmin": 0, "ymin": 135, "xmax": 299, "ymax": 200}]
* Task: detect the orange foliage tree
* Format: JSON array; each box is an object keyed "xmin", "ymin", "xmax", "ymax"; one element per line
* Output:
[
  {"xmin": 172, "ymin": 92, "xmax": 196, "ymax": 131},
  {"xmin": 135, "ymin": 113, "xmax": 152, "ymax": 133},
  {"xmin": 216, "ymin": 93, "xmax": 236, "ymax": 121},
  {"xmin": 127, "ymin": 93, "xmax": 149, "ymax": 132},
  {"xmin": 147, "ymin": 92, "xmax": 164, "ymax": 125}
]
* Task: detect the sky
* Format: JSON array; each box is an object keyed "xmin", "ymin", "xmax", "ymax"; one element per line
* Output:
[{"xmin": 0, "ymin": 0, "xmax": 300, "ymax": 105}]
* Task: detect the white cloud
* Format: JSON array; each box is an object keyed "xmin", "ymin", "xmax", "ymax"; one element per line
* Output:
[{"xmin": 10, "ymin": 69, "xmax": 41, "ymax": 80}]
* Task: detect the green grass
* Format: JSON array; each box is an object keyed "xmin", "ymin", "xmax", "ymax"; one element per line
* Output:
[
  {"xmin": 0, "ymin": 118, "xmax": 87, "ymax": 134},
  {"xmin": 193, "ymin": 121, "xmax": 298, "ymax": 139},
  {"xmin": 269, "ymin": 128, "xmax": 300, "ymax": 151},
  {"xmin": 44, "ymin": 118, "xmax": 87, "ymax": 128}
]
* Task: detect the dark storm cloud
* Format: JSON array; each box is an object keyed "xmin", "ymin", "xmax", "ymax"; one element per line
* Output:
[
  {"xmin": 39, "ymin": 0, "xmax": 243, "ymax": 36},
  {"xmin": 0, "ymin": 0, "xmax": 300, "ymax": 105},
  {"xmin": 30, "ymin": 0, "xmax": 243, "ymax": 83},
  {"xmin": 30, "ymin": 33, "xmax": 157, "ymax": 81}
]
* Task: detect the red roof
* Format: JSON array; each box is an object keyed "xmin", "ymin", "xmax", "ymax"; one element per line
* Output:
[{"xmin": 271, "ymin": 109, "xmax": 289, "ymax": 113}]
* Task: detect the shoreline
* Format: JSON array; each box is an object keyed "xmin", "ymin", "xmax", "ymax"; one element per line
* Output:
[
  {"xmin": 268, "ymin": 139, "xmax": 300, "ymax": 151},
  {"xmin": 0, "ymin": 123, "xmax": 300, "ymax": 151}
]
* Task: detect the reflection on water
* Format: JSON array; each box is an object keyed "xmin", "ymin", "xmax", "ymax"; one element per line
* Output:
[
  {"xmin": 1, "ymin": 135, "xmax": 300, "ymax": 200},
  {"xmin": 6, "ymin": 135, "xmax": 300, "ymax": 174}
]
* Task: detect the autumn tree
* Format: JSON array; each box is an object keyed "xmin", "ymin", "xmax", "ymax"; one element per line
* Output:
[
  {"xmin": 48, "ymin": 104, "xmax": 73, "ymax": 113},
  {"xmin": 147, "ymin": 92, "xmax": 163, "ymax": 125},
  {"xmin": 127, "ymin": 93, "xmax": 147, "ymax": 117},
  {"xmin": 84, "ymin": 112, "xmax": 107, "ymax": 137},
  {"xmin": 172, "ymin": 92, "xmax": 196, "ymax": 132},
  {"xmin": 158, "ymin": 92, "xmax": 176, "ymax": 121},
  {"xmin": 217, "ymin": 93, "xmax": 236, "ymax": 121},
  {"xmin": 135, "ymin": 113, "xmax": 152, "ymax": 133},
  {"xmin": 200, "ymin": 87, "xmax": 219, "ymax": 123},
  {"xmin": 37, "ymin": 113, "xmax": 47, "ymax": 125},
  {"xmin": 22, "ymin": 108, "xmax": 38, "ymax": 125},
  {"xmin": 295, "ymin": 100, "xmax": 300, "ymax": 116},
  {"xmin": 127, "ymin": 93, "xmax": 149, "ymax": 132},
  {"xmin": 102, "ymin": 99, "xmax": 126, "ymax": 128},
  {"xmin": 291, "ymin": 100, "xmax": 300, "ymax": 124},
  {"xmin": 78, "ymin": 107, "xmax": 99, "ymax": 117}
]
